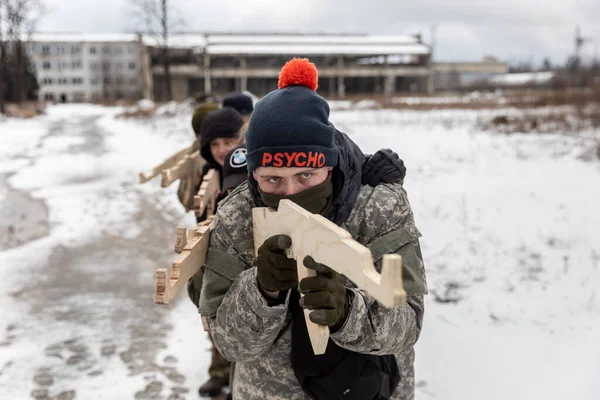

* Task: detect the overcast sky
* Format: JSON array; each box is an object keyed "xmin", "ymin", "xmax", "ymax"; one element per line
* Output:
[{"xmin": 37, "ymin": 0, "xmax": 600, "ymax": 67}]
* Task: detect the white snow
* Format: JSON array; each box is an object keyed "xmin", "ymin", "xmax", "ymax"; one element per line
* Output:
[
  {"xmin": 335, "ymin": 108, "xmax": 600, "ymax": 400},
  {"xmin": 1, "ymin": 103, "xmax": 599, "ymax": 399},
  {"xmin": 488, "ymin": 72, "xmax": 555, "ymax": 86}
]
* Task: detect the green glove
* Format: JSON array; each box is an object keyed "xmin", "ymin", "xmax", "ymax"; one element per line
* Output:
[
  {"xmin": 299, "ymin": 256, "xmax": 350, "ymax": 331},
  {"xmin": 256, "ymin": 234, "xmax": 298, "ymax": 292}
]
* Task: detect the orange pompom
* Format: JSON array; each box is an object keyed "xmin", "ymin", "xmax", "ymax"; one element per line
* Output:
[{"xmin": 278, "ymin": 58, "xmax": 318, "ymax": 91}]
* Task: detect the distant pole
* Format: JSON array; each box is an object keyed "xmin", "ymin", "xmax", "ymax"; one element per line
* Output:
[
  {"xmin": 428, "ymin": 24, "xmax": 438, "ymax": 94},
  {"xmin": 0, "ymin": 2, "xmax": 5, "ymax": 114},
  {"xmin": 575, "ymin": 25, "xmax": 583, "ymax": 60},
  {"xmin": 430, "ymin": 24, "xmax": 438, "ymax": 61}
]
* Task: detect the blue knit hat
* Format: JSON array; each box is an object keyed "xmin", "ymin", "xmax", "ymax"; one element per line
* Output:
[{"xmin": 245, "ymin": 58, "xmax": 338, "ymax": 171}]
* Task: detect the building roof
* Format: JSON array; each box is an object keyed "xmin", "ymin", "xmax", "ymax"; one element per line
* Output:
[
  {"xmin": 31, "ymin": 33, "xmax": 139, "ymax": 43},
  {"xmin": 196, "ymin": 34, "xmax": 430, "ymax": 56}
]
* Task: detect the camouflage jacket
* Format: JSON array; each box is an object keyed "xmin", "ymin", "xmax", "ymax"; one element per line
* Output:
[
  {"xmin": 176, "ymin": 139, "xmax": 203, "ymax": 212},
  {"xmin": 198, "ymin": 181, "xmax": 427, "ymax": 400}
]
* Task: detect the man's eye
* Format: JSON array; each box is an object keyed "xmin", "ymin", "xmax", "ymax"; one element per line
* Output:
[
  {"xmin": 268, "ymin": 177, "xmax": 280, "ymax": 183},
  {"xmin": 300, "ymin": 173, "xmax": 313, "ymax": 179}
]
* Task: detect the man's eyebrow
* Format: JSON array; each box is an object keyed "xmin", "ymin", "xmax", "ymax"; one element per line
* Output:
[
  {"xmin": 258, "ymin": 174, "xmax": 280, "ymax": 178},
  {"xmin": 294, "ymin": 169, "xmax": 318, "ymax": 176},
  {"xmin": 258, "ymin": 169, "xmax": 317, "ymax": 179}
]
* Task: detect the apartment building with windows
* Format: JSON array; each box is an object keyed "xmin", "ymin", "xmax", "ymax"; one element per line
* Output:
[{"xmin": 28, "ymin": 33, "xmax": 151, "ymax": 102}]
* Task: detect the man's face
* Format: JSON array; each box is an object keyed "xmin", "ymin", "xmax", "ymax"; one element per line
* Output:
[
  {"xmin": 210, "ymin": 138, "xmax": 238, "ymax": 167},
  {"xmin": 253, "ymin": 166, "xmax": 332, "ymax": 196}
]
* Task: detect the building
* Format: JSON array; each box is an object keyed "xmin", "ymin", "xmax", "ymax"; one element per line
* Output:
[
  {"xmin": 24, "ymin": 32, "xmax": 510, "ymax": 103},
  {"xmin": 433, "ymin": 56, "xmax": 510, "ymax": 91},
  {"xmin": 28, "ymin": 33, "xmax": 151, "ymax": 103},
  {"xmin": 145, "ymin": 33, "xmax": 434, "ymax": 101}
]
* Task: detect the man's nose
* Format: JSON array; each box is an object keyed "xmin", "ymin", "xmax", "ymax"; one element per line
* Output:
[{"xmin": 280, "ymin": 180, "xmax": 300, "ymax": 196}]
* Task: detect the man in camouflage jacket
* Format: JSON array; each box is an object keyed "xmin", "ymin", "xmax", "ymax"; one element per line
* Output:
[{"xmin": 196, "ymin": 58, "xmax": 427, "ymax": 400}]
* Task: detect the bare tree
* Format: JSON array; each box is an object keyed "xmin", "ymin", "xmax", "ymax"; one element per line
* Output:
[
  {"xmin": 131, "ymin": 0, "xmax": 184, "ymax": 101},
  {"xmin": 4, "ymin": 0, "xmax": 44, "ymax": 104},
  {"xmin": 0, "ymin": 1, "xmax": 7, "ymax": 113}
]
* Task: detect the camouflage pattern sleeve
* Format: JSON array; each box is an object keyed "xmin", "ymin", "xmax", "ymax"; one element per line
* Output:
[
  {"xmin": 332, "ymin": 183, "xmax": 427, "ymax": 355},
  {"xmin": 208, "ymin": 268, "xmax": 291, "ymax": 362},
  {"xmin": 331, "ymin": 291, "xmax": 424, "ymax": 356},
  {"xmin": 199, "ymin": 186, "xmax": 291, "ymax": 362}
]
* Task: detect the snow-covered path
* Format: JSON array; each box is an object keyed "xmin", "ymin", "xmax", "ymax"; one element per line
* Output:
[
  {"xmin": 1, "ymin": 104, "xmax": 599, "ymax": 400},
  {"xmin": 0, "ymin": 105, "xmax": 211, "ymax": 400}
]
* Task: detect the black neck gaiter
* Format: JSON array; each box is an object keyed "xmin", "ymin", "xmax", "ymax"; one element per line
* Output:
[{"xmin": 258, "ymin": 174, "xmax": 333, "ymax": 215}]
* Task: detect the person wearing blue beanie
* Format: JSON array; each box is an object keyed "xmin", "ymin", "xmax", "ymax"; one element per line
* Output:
[{"xmin": 192, "ymin": 58, "xmax": 427, "ymax": 400}]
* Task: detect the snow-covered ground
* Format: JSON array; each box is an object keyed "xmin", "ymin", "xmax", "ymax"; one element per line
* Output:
[{"xmin": 1, "ymin": 103, "xmax": 599, "ymax": 400}]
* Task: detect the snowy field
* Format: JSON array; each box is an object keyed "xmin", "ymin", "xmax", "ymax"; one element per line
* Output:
[{"xmin": 0, "ymin": 103, "xmax": 599, "ymax": 400}]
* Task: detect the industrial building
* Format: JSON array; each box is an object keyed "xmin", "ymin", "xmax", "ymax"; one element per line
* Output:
[{"xmin": 25, "ymin": 32, "xmax": 508, "ymax": 102}]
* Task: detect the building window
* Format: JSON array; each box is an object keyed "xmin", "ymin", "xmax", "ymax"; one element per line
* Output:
[
  {"xmin": 42, "ymin": 45, "xmax": 50, "ymax": 55},
  {"xmin": 102, "ymin": 61, "xmax": 110, "ymax": 71},
  {"xmin": 72, "ymin": 78, "xmax": 83, "ymax": 85},
  {"xmin": 129, "ymin": 78, "xmax": 138, "ymax": 86},
  {"xmin": 44, "ymin": 93, "xmax": 55, "ymax": 101},
  {"xmin": 128, "ymin": 62, "xmax": 136, "ymax": 70},
  {"xmin": 90, "ymin": 62, "xmax": 97, "ymax": 71},
  {"xmin": 43, "ymin": 61, "xmax": 51, "ymax": 70},
  {"xmin": 90, "ymin": 46, "xmax": 96, "ymax": 54},
  {"xmin": 116, "ymin": 77, "xmax": 124, "ymax": 85},
  {"xmin": 57, "ymin": 46, "xmax": 65, "ymax": 54},
  {"xmin": 104, "ymin": 77, "xmax": 111, "ymax": 85},
  {"xmin": 128, "ymin": 45, "xmax": 137, "ymax": 54},
  {"xmin": 57, "ymin": 78, "xmax": 68, "ymax": 85},
  {"xmin": 115, "ymin": 62, "xmax": 123, "ymax": 70},
  {"xmin": 42, "ymin": 78, "xmax": 53, "ymax": 85},
  {"xmin": 102, "ymin": 46, "xmax": 109, "ymax": 54},
  {"xmin": 91, "ymin": 78, "xmax": 100, "ymax": 85},
  {"xmin": 72, "ymin": 60, "xmax": 82, "ymax": 69},
  {"xmin": 115, "ymin": 47, "xmax": 123, "ymax": 54},
  {"xmin": 71, "ymin": 46, "xmax": 80, "ymax": 54}
]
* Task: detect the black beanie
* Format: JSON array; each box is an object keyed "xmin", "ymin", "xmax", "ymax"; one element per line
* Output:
[
  {"xmin": 222, "ymin": 144, "xmax": 248, "ymax": 193},
  {"xmin": 245, "ymin": 58, "xmax": 338, "ymax": 171},
  {"xmin": 223, "ymin": 92, "xmax": 254, "ymax": 115},
  {"xmin": 200, "ymin": 107, "xmax": 244, "ymax": 164}
]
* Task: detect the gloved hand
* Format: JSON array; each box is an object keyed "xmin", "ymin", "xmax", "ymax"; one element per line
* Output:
[
  {"xmin": 362, "ymin": 148, "xmax": 406, "ymax": 186},
  {"xmin": 299, "ymin": 256, "xmax": 350, "ymax": 331},
  {"xmin": 256, "ymin": 234, "xmax": 298, "ymax": 293}
]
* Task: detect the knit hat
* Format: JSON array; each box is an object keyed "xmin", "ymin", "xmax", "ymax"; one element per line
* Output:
[
  {"xmin": 191, "ymin": 102, "xmax": 219, "ymax": 136},
  {"xmin": 245, "ymin": 58, "xmax": 338, "ymax": 171},
  {"xmin": 199, "ymin": 107, "xmax": 245, "ymax": 164},
  {"xmin": 222, "ymin": 144, "xmax": 248, "ymax": 193},
  {"xmin": 223, "ymin": 92, "xmax": 254, "ymax": 115}
]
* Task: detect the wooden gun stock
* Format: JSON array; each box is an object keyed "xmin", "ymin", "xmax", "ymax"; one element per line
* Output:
[
  {"xmin": 194, "ymin": 169, "xmax": 220, "ymax": 218},
  {"xmin": 139, "ymin": 145, "xmax": 196, "ymax": 184},
  {"xmin": 155, "ymin": 220, "xmax": 212, "ymax": 305}
]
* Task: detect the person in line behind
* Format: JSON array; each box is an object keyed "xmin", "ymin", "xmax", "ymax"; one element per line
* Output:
[
  {"xmin": 222, "ymin": 92, "xmax": 254, "ymax": 124},
  {"xmin": 176, "ymin": 103, "xmax": 219, "ymax": 213},
  {"xmin": 189, "ymin": 143, "xmax": 249, "ymax": 399},
  {"xmin": 189, "ymin": 110, "xmax": 245, "ymax": 398},
  {"xmin": 194, "ymin": 107, "xmax": 245, "ymax": 223}
]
